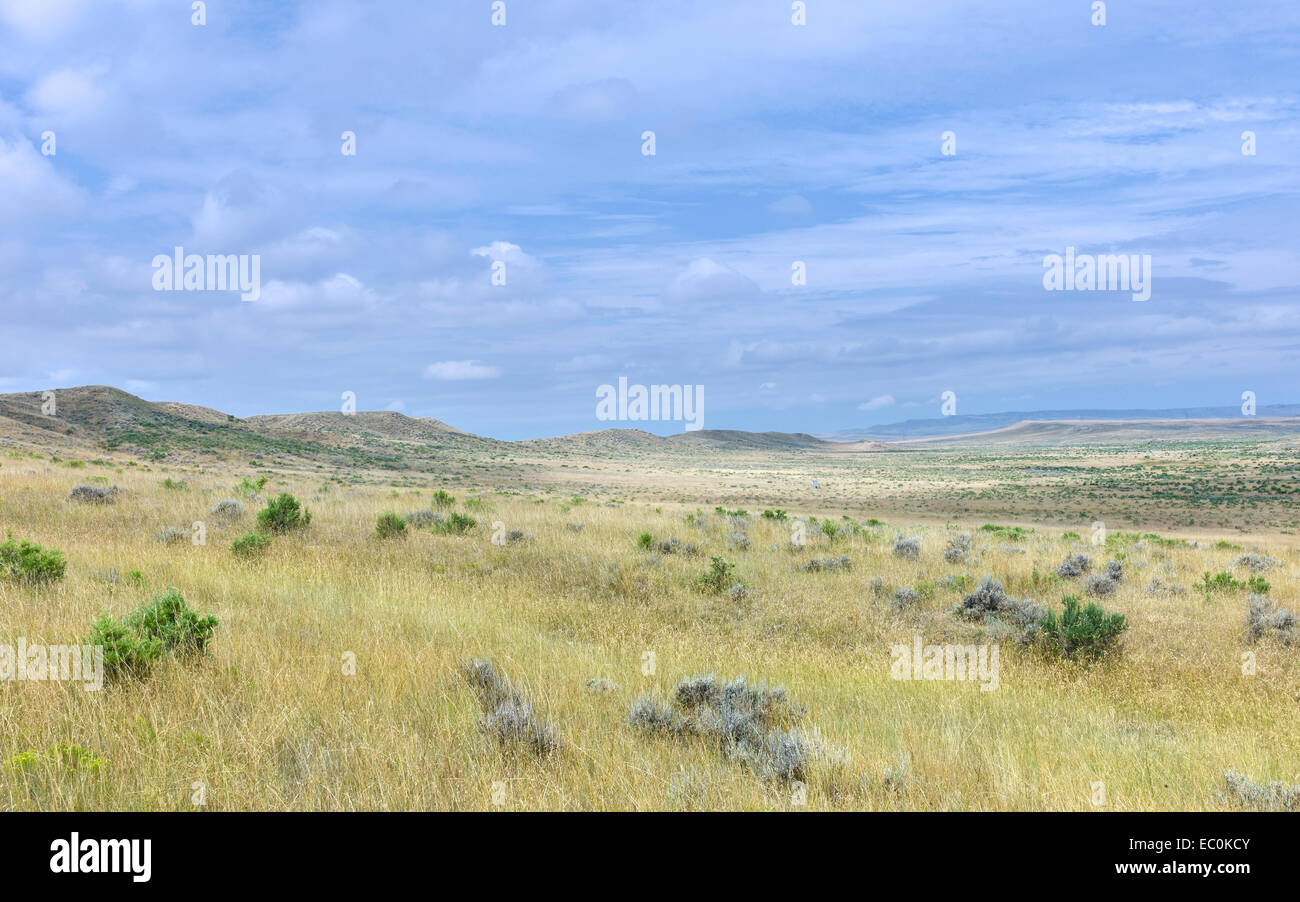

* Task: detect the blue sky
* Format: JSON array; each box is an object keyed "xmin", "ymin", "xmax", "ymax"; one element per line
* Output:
[{"xmin": 1, "ymin": 0, "xmax": 1297, "ymax": 439}]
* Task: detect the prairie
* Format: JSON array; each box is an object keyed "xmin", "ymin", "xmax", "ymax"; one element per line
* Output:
[{"xmin": 1, "ymin": 441, "xmax": 1297, "ymax": 811}]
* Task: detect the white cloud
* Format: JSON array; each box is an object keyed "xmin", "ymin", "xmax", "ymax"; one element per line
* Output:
[
  {"xmin": 858, "ymin": 394, "xmax": 896, "ymax": 411},
  {"xmin": 0, "ymin": 0, "xmax": 89, "ymax": 38},
  {"xmin": 423, "ymin": 360, "xmax": 501, "ymax": 381},
  {"xmin": 26, "ymin": 66, "xmax": 108, "ymax": 119},
  {"xmin": 555, "ymin": 353, "xmax": 612, "ymax": 372}
]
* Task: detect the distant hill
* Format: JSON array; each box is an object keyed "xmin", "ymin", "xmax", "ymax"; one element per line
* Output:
[
  {"xmin": 820, "ymin": 405, "xmax": 1300, "ymax": 441},
  {"xmin": 895, "ymin": 417, "xmax": 1300, "ymax": 447},
  {"xmin": 2, "ymin": 387, "xmax": 1297, "ymax": 466}
]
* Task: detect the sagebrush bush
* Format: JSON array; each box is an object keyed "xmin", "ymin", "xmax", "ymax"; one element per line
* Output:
[
  {"xmin": 1222, "ymin": 769, "xmax": 1300, "ymax": 811},
  {"xmin": 0, "ymin": 534, "xmax": 67, "ymax": 583},
  {"xmin": 627, "ymin": 674, "xmax": 813, "ymax": 782},
  {"xmin": 892, "ymin": 536, "xmax": 921, "ymax": 558},
  {"xmin": 800, "ymin": 555, "xmax": 851, "ymax": 573},
  {"xmin": 404, "ymin": 509, "xmax": 440, "ymax": 528},
  {"xmin": 944, "ymin": 534, "xmax": 971, "ymax": 563},
  {"xmin": 1083, "ymin": 573, "xmax": 1117, "ymax": 597},
  {"xmin": 726, "ymin": 530, "xmax": 750, "ymax": 551},
  {"xmin": 1056, "ymin": 552, "xmax": 1092, "ymax": 579},
  {"xmin": 69, "ymin": 484, "xmax": 118, "ymax": 504},
  {"xmin": 1037, "ymin": 595, "xmax": 1128, "ymax": 660},
  {"xmin": 256, "ymin": 493, "xmax": 311, "ymax": 533},
  {"xmin": 158, "ymin": 526, "xmax": 188, "ymax": 545},
  {"xmin": 87, "ymin": 588, "xmax": 219, "ymax": 682},
  {"xmin": 375, "ymin": 512, "xmax": 407, "ymax": 539},
  {"xmin": 1234, "ymin": 552, "xmax": 1279, "ymax": 572},
  {"xmin": 459, "ymin": 658, "xmax": 558, "ymax": 756},
  {"xmin": 210, "ymin": 498, "xmax": 244, "ymax": 518},
  {"xmin": 1246, "ymin": 594, "xmax": 1296, "ymax": 644}
]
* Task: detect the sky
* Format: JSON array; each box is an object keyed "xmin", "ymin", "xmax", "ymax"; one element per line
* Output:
[{"xmin": 0, "ymin": 0, "xmax": 1297, "ymax": 439}]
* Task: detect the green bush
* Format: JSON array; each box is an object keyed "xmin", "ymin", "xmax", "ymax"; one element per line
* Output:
[
  {"xmin": 636, "ymin": 531, "xmax": 654, "ymax": 550},
  {"xmin": 87, "ymin": 588, "xmax": 219, "ymax": 682},
  {"xmin": 235, "ymin": 475, "xmax": 267, "ymax": 497},
  {"xmin": 695, "ymin": 557, "xmax": 736, "ymax": 594},
  {"xmin": 0, "ymin": 534, "xmax": 67, "ymax": 584},
  {"xmin": 376, "ymin": 512, "xmax": 407, "ymax": 539},
  {"xmin": 431, "ymin": 512, "xmax": 476, "ymax": 535},
  {"xmin": 230, "ymin": 531, "xmax": 272, "ymax": 559},
  {"xmin": 432, "ymin": 490, "xmax": 455, "ymax": 509},
  {"xmin": 761, "ymin": 509, "xmax": 787, "ymax": 521},
  {"xmin": 256, "ymin": 493, "xmax": 311, "ymax": 534},
  {"xmin": 1037, "ymin": 595, "xmax": 1127, "ymax": 661}
]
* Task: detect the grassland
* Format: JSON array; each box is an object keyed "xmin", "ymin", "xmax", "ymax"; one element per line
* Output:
[{"xmin": 1, "ymin": 439, "xmax": 1297, "ymax": 811}]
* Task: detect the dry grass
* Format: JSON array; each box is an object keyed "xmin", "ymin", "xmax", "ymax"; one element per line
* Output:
[{"xmin": 1, "ymin": 457, "xmax": 1297, "ymax": 811}]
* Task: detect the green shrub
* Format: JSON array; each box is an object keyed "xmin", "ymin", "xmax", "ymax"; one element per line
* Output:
[
  {"xmin": 432, "ymin": 490, "xmax": 455, "ymax": 509},
  {"xmin": 1194, "ymin": 570, "xmax": 1251, "ymax": 599},
  {"xmin": 230, "ymin": 532, "xmax": 272, "ymax": 558},
  {"xmin": 695, "ymin": 557, "xmax": 736, "ymax": 594},
  {"xmin": 87, "ymin": 589, "xmax": 219, "ymax": 682},
  {"xmin": 761, "ymin": 509, "xmax": 787, "ymax": 521},
  {"xmin": 235, "ymin": 476, "xmax": 267, "ymax": 498},
  {"xmin": 256, "ymin": 493, "xmax": 311, "ymax": 534},
  {"xmin": 636, "ymin": 531, "xmax": 654, "ymax": 550},
  {"xmin": 979, "ymin": 523, "xmax": 1033, "ymax": 542},
  {"xmin": 0, "ymin": 534, "xmax": 67, "ymax": 584},
  {"xmin": 431, "ymin": 512, "xmax": 476, "ymax": 535},
  {"xmin": 162, "ymin": 478, "xmax": 187, "ymax": 490},
  {"xmin": 376, "ymin": 512, "xmax": 407, "ymax": 539},
  {"xmin": 1038, "ymin": 595, "xmax": 1128, "ymax": 661}
]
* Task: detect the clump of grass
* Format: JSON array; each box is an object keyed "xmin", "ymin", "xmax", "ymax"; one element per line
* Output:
[
  {"xmin": 162, "ymin": 477, "xmax": 187, "ymax": 490},
  {"xmin": 1037, "ymin": 595, "xmax": 1128, "ymax": 661},
  {"xmin": 87, "ymin": 588, "xmax": 219, "ymax": 683},
  {"xmin": 230, "ymin": 531, "xmax": 272, "ymax": 559},
  {"xmin": 69, "ymin": 484, "xmax": 119, "ymax": 504},
  {"xmin": 459, "ymin": 658, "xmax": 559, "ymax": 756},
  {"xmin": 0, "ymin": 533, "xmax": 67, "ymax": 584},
  {"xmin": 1056, "ymin": 552, "xmax": 1092, "ymax": 579},
  {"xmin": 1246, "ymin": 594, "xmax": 1296, "ymax": 644},
  {"xmin": 432, "ymin": 490, "xmax": 455, "ymax": 509},
  {"xmin": 800, "ymin": 555, "xmax": 851, "ymax": 573},
  {"xmin": 892, "ymin": 535, "xmax": 921, "ymax": 558},
  {"xmin": 256, "ymin": 493, "xmax": 311, "ymax": 534},
  {"xmin": 627, "ymin": 674, "xmax": 812, "ymax": 782},
  {"xmin": 375, "ymin": 512, "xmax": 407, "ymax": 539},
  {"xmin": 1222, "ymin": 769, "xmax": 1300, "ymax": 811}
]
